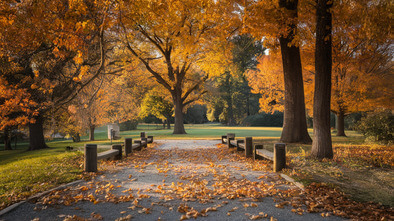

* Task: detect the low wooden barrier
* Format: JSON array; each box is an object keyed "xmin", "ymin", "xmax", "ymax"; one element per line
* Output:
[
  {"xmin": 85, "ymin": 133, "xmax": 154, "ymax": 172},
  {"xmin": 254, "ymin": 143, "xmax": 286, "ymax": 172},
  {"xmin": 140, "ymin": 132, "xmax": 154, "ymax": 144},
  {"xmin": 236, "ymin": 137, "xmax": 253, "ymax": 158},
  {"xmin": 221, "ymin": 134, "xmax": 286, "ymax": 172},
  {"xmin": 221, "ymin": 133, "xmax": 235, "ymax": 148}
]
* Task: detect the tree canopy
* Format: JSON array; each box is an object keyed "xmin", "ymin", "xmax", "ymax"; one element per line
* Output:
[{"xmin": 0, "ymin": 0, "xmax": 392, "ymax": 156}]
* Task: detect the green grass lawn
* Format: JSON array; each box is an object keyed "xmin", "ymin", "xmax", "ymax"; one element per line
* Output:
[
  {"xmin": 0, "ymin": 124, "xmax": 392, "ymax": 210},
  {"xmin": 87, "ymin": 123, "xmax": 285, "ymax": 141},
  {"xmin": 0, "ymin": 140, "xmax": 83, "ymax": 209}
]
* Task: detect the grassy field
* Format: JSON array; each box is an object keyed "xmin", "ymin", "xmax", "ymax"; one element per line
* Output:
[
  {"xmin": 88, "ymin": 123, "xmax": 285, "ymax": 141},
  {"xmin": 0, "ymin": 124, "xmax": 392, "ymax": 210},
  {"xmin": 0, "ymin": 140, "xmax": 83, "ymax": 209}
]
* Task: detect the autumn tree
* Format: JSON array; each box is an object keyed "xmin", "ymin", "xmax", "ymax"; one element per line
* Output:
[
  {"xmin": 244, "ymin": 0, "xmax": 312, "ymax": 143},
  {"xmin": 0, "ymin": 77, "xmax": 34, "ymax": 150},
  {"xmin": 99, "ymin": 63, "xmax": 154, "ymax": 128},
  {"xmin": 330, "ymin": 0, "xmax": 393, "ymax": 136},
  {"xmin": 117, "ymin": 0, "xmax": 237, "ymax": 134},
  {"xmin": 247, "ymin": 51, "xmax": 285, "ymax": 114},
  {"xmin": 69, "ymin": 78, "xmax": 108, "ymax": 141},
  {"xmin": 0, "ymin": 0, "xmax": 112, "ymax": 150},
  {"xmin": 300, "ymin": 0, "xmax": 393, "ymax": 137},
  {"xmin": 311, "ymin": 0, "xmax": 333, "ymax": 159}
]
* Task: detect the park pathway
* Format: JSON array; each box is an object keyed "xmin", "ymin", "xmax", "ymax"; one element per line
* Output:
[{"xmin": 0, "ymin": 140, "xmax": 344, "ymax": 221}]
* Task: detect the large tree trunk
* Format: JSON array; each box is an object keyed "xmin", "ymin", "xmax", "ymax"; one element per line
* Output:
[
  {"xmin": 311, "ymin": 0, "xmax": 334, "ymax": 159},
  {"xmin": 279, "ymin": 0, "xmax": 312, "ymax": 144},
  {"xmin": 4, "ymin": 127, "xmax": 12, "ymax": 150},
  {"xmin": 173, "ymin": 94, "xmax": 186, "ymax": 134},
  {"xmin": 28, "ymin": 114, "xmax": 48, "ymax": 150},
  {"xmin": 336, "ymin": 110, "xmax": 346, "ymax": 137},
  {"xmin": 89, "ymin": 125, "xmax": 95, "ymax": 141}
]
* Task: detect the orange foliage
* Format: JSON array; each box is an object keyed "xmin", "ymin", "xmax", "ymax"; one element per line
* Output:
[
  {"xmin": 0, "ymin": 77, "xmax": 37, "ymax": 130},
  {"xmin": 0, "ymin": 0, "xmax": 113, "ymax": 131},
  {"xmin": 246, "ymin": 0, "xmax": 393, "ymax": 116},
  {"xmin": 247, "ymin": 53, "xmax": 284, "ymax": 113}
]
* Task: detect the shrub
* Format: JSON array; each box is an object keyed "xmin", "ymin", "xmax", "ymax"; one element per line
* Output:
[
  {"xmin": 356, "ymin": 110, "xmax": 394, "ymax": 144},
  {"xmin": 242, "ymin": 112, "xmax": 283, "ymax": 127},
  {"xmin": 119, "ymin": 120, "xmax": 139, "ymax": 131}
]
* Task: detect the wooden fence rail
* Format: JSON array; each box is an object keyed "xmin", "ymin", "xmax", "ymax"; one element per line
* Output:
[
  {"xmin": 85, "ymin": 133, "xmax": 154, "ymax": 172},
  {"xmin": 221, "ymin": 134, "xmax": 286, "ymax": 172}
]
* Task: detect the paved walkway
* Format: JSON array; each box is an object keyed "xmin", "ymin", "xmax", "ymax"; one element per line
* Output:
[{"xmin": 0, "ymin": 140, "xmax": 344, "ymax": 221}]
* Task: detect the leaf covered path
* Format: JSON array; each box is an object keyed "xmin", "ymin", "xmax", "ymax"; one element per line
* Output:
[{"xmin": 0, "ymin": 140, "xmax": 356, "ymax": 220}]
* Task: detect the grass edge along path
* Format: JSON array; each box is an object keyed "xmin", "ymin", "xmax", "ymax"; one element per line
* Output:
[{"xmin": 0, "ymin": 145, "xmax": 84, "ymax": 211}]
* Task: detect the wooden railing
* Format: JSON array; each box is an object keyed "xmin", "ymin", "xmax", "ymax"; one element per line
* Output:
[
  {"xmin": 84, "ymin": 133, "xmax": 153, "ymax": 172},
  {"xmin": 221, "ymin": 134, "xmax": 286, "ymax": 172}
]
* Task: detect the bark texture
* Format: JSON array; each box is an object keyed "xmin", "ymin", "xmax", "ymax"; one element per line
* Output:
[
  {"xmin": 173, "ymin": 94, "xmax": 186, "ymax": 134},
  {"xmin": 28, "ymin": 114, "xmax": 48, "ymax": 150},
  {"xmin": 336, "ymin": 111, "xmax": 346, "ymax": 136},
  {"xmin": 279, "ymin": 0, "xmax": 312, "ymax": 144},
  {"xmin": 3, "ymin": 127, "xmax": 12, "ymax": 150},
  {"xmin": 311, "ymin": 0, "xmax": 334, "ymax": 159},
  {"xmin": 89, "ymin": 126, "xmax": 95, "ymax": 141}
]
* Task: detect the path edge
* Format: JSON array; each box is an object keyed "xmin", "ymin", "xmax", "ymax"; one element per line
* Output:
[
  {"xmin": 0, "ymin": 179, "xmax": 85, "ymax": 217},
  {"xmin": 280, "ymin": 173, "xmax": 305, "ymax": 190}
]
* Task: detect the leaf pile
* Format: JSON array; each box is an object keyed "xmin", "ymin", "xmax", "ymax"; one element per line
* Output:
[
  {"xmin": 333, "ymin": 145, "xmax": 394, "ymax": 168},
  {"xmin": 273, "ymin": 183, "xmax": 394, "ymax": 221}
]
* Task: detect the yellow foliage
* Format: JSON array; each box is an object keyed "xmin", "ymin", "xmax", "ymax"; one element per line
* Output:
[{"xmin": 247, "ymin": 52, "xmax": 284, "ymax": 113}]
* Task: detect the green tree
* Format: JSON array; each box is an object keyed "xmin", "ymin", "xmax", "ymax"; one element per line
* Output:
[
  {"xmin": 206, "ymin": 34, "xmax": 264, "ymax": 125},
  {"xmin": 140, "ymin": 91, "xmax": 173, "ymax": 129}
]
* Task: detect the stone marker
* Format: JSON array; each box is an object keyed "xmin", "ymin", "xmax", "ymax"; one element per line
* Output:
[{"xmin": 107, "ymin": 123, "xmax": 120, "ymax": 139}]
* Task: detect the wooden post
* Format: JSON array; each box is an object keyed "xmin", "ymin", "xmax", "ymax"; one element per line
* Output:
[
  {"xmin": 274, "ymin": 143, "xmax": 286, "ymax": 172},
  {"xmin": 112, "ymin": 144, "xmax": 122, "ymax": 160},
  {"xmin": 148, "ymin": 135, "xmax": 154, "ymax": 143},
  {"xmin": 245, "ymin": 137, "xmax": 253, "ymax": 158},
  {"xmin": 254, "ymin": 144, "xmax": 264, "ymax": 160},
  {"xmin": 227, "ymin": 133, "xmax": 235, "ymax": 148},
  {"xmin": 221, "ymin": 135, "xmax": 226, "ymax": 144},
  {"xmin": 125, "ymin": 138, "xmax": 132, "ymax": 156},
  {"xmin": 140, "ymin": 132, "xmax": 146, "ymax": 138},
  {"xmin": 85, "ymin": 144, "xmax": 97, "ymax": 172},
  {"xmin": 141, "ymin": 137, "xmax": 148, "ymax": 148}
]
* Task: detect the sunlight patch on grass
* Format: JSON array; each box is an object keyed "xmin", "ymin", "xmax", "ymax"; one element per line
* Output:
[{"xmin": 0, "ymin": 147, "xmax": 83, "ymax": 210}]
